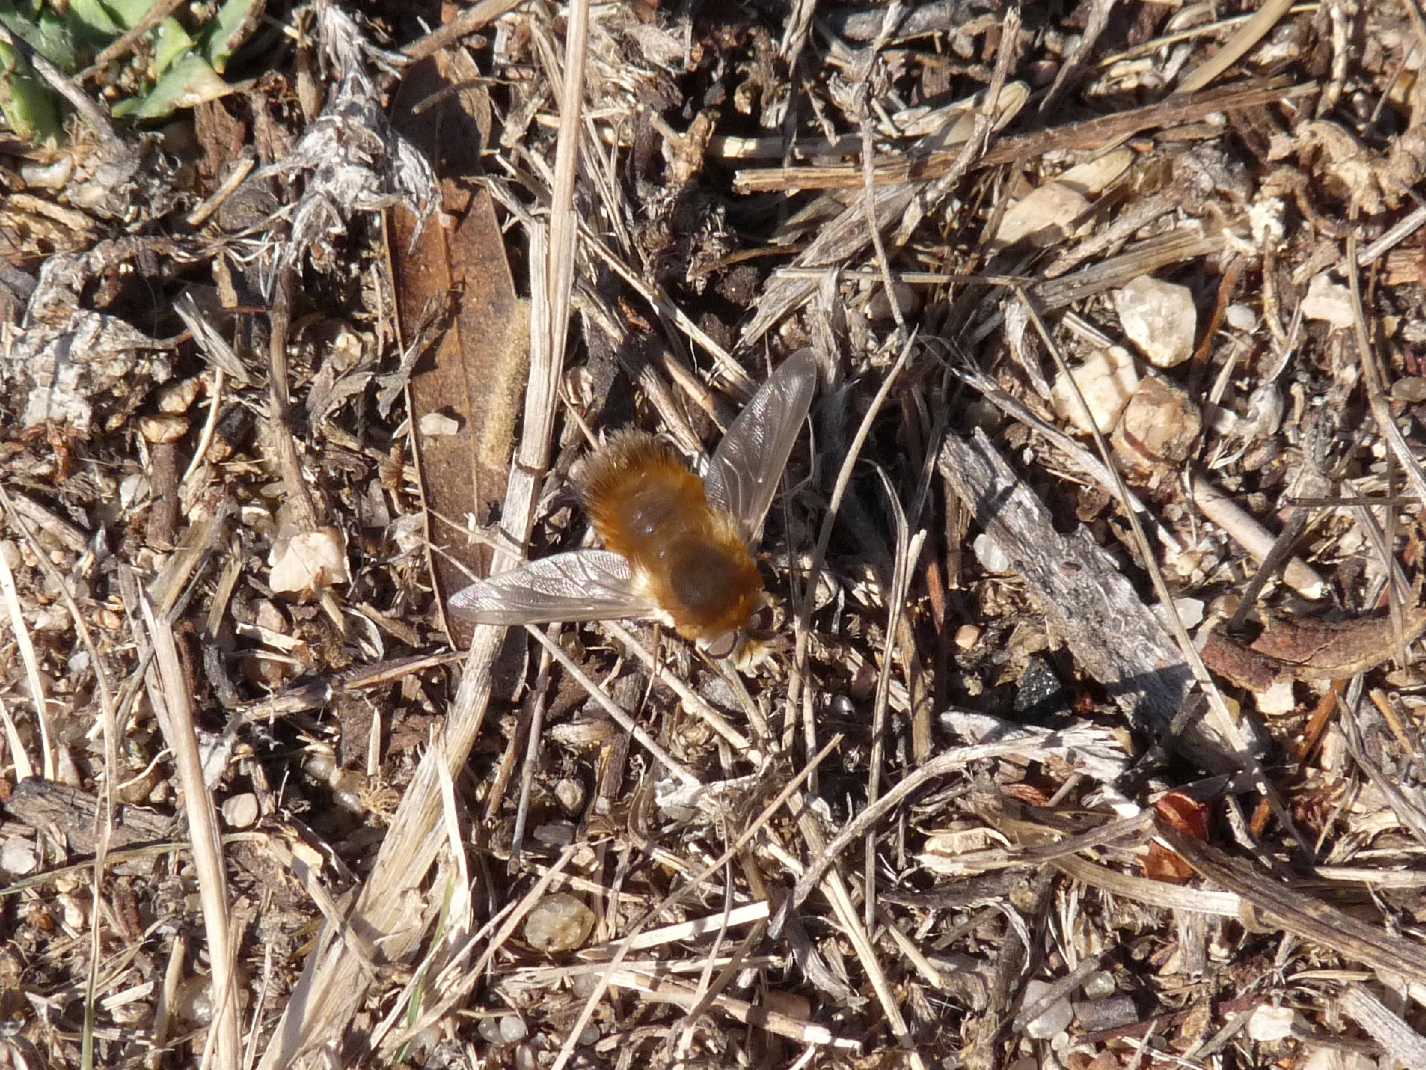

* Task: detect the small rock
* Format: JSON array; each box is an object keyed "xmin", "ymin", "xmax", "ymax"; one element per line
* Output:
[
  {"xmin": 418, "ymin": 411, "xmax": 461, "ymax": 436},
  {"xmin": 1113, "ymin": 376, "xmax": 1203, "ymax": 481},
  {"xmin": 1255, "ymin": 677, "xmax": 1297, "ymax": 717},
  {"xmin": 524, "ymin": 892, "xmax": 596, "ymax": 954},
  {"xmin": 1246, "ymin": 1004, "xmax": 1299, "ymax": 1042},
  {"xmin": 139, "ymin": 413, "xmax": 189, "ymax": 443},
  {"xmin": 532, "ymin": 820, "xmax": 576, "ymax": 847},
  {"xmin": 60, "ymin": 889, "xmax": 91, "ymax": 929},
  {"xmin": 1301, "ymin": 1046, "xmax": 1375, "ymax": 1070},
  {"xmin": 972, "ymin": 533, "xmax": 1011, "ymax": 573},
  {"xmin": 554, "ymin": 778, "xmax": 585, "ymax": 815},
  {"xmin": 477, "ymin": 1018, "xmax": 505, "ymax": 1045},
  {"xmin": 1072, "ymin": 993, "xmax": 1138, "ymax": 1032},
  {"xmin": 953, "ymin": 624, "xmax": 981, "ymax": 650},
  {"xmin": 1301, "ymin": 273, "xmax": 1354, "ymax": 329},
  {"xmin": 864, "ymin": 281, "xmax": 919, "ymax": 322},
  {"xmin": 1114, "ymin": 276, "xmax": 1197, "ymax": 368},
  {"xmin": 156, "ymin": 378, "xmax": 202, "ymax": 414},
  {"xmin": 499, "ymin": 1015, "xmax": 528, "ymax": 1044},
  {"xmin": 0, "ymin": 839, "xmax": 37, "ymax": 876},
  {"xmin": 1225, "ymin": 303, "xmax": 1258, "ymax": 331},
  {"xmin": 1013, "ymin": 656, "xmax": 1067, "ymax": 720},
  {"xmin": 1052, "ymin": 344, "xmax": 1139, "ymax": 434},
  {"xmin": 1152, "ymin": 597, "xmax": 1204, "ymax": 631},
  {"xmin": 174, "ymin": 976, "xmax": 213, "ymax": 1025},
  {"xmin": 1081, "ymin": 970, "xmax": 1116, "ymax": 999},
  {"xmin": 1022, "ymin": 979, "xmax": 1073, "ymax": 1039},
  {"xmin": 221, "ymin": 794, "xmax": 260, "ymax": 829}
]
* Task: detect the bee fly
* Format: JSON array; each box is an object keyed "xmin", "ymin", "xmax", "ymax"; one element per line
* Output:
[{"xmin": 450, "ymin": 350, "xmax": 817, "ymax": 656}]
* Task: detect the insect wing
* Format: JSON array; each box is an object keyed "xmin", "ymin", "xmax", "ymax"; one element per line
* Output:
[
  {"xmin": 448, "ymin": 551, "xmax": 657, "ymax": 625},
  {"xmin": 704, "ymin": 349, "xmax": 817, "ymax": 542}
]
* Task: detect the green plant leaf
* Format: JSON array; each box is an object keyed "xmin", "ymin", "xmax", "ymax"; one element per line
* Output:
[
  {"xmin": 0, "ymin": 0, "xmax": 80, "ymax": 70},
  {"xmin": 68, "ymin": 0, "xmax": 162, "ymax": 37},
  {"xmin": 200, "ymin": 0, "xmax": 263, "ymax": 73},
  {"xmin": 112, "ymin": 50, "xmax": 231, "ymax": 119},
  {"xmin": 152, "ymin": 16, "xmax": 193, "ymax": 78},
  {"xmin": 0, "ymin": 39, "xmax": 62, "ymax": 144}
]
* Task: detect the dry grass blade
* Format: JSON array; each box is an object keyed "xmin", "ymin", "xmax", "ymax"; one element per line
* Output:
[
  {"xmin": 256, "ymin": 5, "xmax": 589, "ymax": 1062},
  {"xmin": 0, "ymin": 542, "xmax": 54, "ymax": 780},
  {"xmin": 610, "ymin": 967, "xmax": 859, "ymax": 1051},
  {"xmin": 1339, "ymin": 984, "xmax": 1426, "ymax": 1064},
  {"xmin": 1175, "ymin": 0, "xmax": 1297, "ymax": 94},
  {"xmin": 136, "ymin": 588, "xmax": 240, "ymax": 1070},
  {"xmin": 1156, "ymin": 820, "xmax": 1426, "ymax": 986},
  {"xmin": 548, "ymin": 735, "xmax": 843, "ymax": 1070},
  {"xmin": 863, "ymin": 468, "xmax": 924, "ymax": 929}
]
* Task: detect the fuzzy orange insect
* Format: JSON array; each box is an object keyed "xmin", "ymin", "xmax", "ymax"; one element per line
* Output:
[
  {"xmin": 450, "ymin": 350, "xmax": 817, "ymax": 656},
  {"xmin": 580, "ymin": 431, "xmax": 763, "ymax": 648}
]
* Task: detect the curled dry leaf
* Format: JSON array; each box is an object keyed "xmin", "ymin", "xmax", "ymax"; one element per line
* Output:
[
  {"xmin": 268, "ymin": 526, "xmax": 350, "ymax": 598},
  {"xmin": 1144, "ymin": 791, "xmax": 1209, "ymax": 884},
  {"xmin": 1201, "ymin": 601, "xmax": 1426, "ymax": 692}
]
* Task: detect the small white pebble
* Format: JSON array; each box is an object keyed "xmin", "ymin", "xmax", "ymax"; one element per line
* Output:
[
  {"xmin": 1255, "ymin": 677, "xmax": 1297, "ymax": 717},
  {"xmin": 972, "ymin": 533, "xmax": 1012, "ymax": 574},
  {"xmin": 1115, "ymin": 276, "xmax": 1197, "ymax": 368},
  {"xmin": 954, "ymin": 624, "xmax": 981, "ymax": 651},
  {"xmin": 554, "ymin": 778, "xmax": 585, "ymax": 815},
  {"xmin": 499, "ymin": 1015, "xmax": 528, "ymax": 1044},
  {"xmin": 1052, "ymin": 345, "xmax": 1139, "ymax": 434},
  {"xmin": 221, "ymin": 793, "xmax": 261, "ymax": 829},
  {"xmin": 418, "ymin": 412, "xmax": 461, "ymax": 436},
  {"xmin": 1247, "ymin": 1004, "xmax": 1299, "ymax": 1042},
  {"xmin": 524, "ymin": 892, "xmax": 596, "ymax": 954},
  {"xmin": 1225, "ymin": 303, "xmax": 1258, "ymax": 332}
]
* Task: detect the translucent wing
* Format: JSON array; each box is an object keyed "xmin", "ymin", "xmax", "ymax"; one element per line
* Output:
[
  {"xmin": 448, "ymin": 551, "xmax": 657, "ymax": 625},
  {"xmin": 704, "ymin": 349, "xmax": 818, "ymax": 542}
]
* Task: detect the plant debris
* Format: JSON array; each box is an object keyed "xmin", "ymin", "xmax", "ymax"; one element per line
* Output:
[{"xmin": 5, "ymin": 1, "xmax": 1426, "ymax": 1068}]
